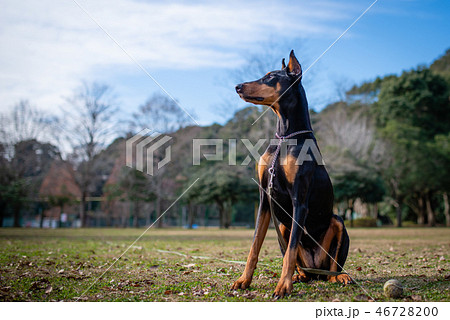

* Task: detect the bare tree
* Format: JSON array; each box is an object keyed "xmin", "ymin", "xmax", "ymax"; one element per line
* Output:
[
  {"xmin": 315, "ymin": 102, "xmax": 385, "ymax": 174},
  {"xmin": 333, "ymin": 77, "xmax": 354, "ymax": 102},
  {"xmin": 63, "ymin": 81, "xmax": 118, "ymax": 227},
  {"xmin": 130, "ymin": 93, "xmax": 192, "ymax": 134},
  {"xmin": 0, "ymin": 100, "xmax": 58, "ymax": 154},
  {"xmin": 129, "ymin": 93, "xmax": 191, "ymax": 228}
]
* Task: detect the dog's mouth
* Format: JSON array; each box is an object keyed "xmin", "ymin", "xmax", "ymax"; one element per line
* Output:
[
  {"xmin": 246, "ymin": 96, "xmax": 264, "ymax": 101},
  {"xmin": 239, "ymin": 94, "xmax": 264, "ymax": 102}
]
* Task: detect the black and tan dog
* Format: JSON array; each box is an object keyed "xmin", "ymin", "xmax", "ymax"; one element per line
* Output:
[{"xmin": 231, "ymin": 50, "xmax": 352, "ymax": 298}]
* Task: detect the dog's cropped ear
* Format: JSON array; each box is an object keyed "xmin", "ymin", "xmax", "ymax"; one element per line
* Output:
[
  {"xmin": 281, "ymin": 58, "xmax": 286, "ymax": 70},
  {"xmin": 286, "ymin": 50, "xmax": 302, "ymax": 79}
]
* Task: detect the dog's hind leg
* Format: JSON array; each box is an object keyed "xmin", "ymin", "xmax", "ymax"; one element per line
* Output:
[{"xmin": 315, "ymin": 215, "xmax": 352, "ymax": 284}]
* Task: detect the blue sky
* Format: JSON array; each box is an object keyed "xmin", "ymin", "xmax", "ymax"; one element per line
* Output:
[{"xmin": 0, "ymin": 0, "xmax": 449, "ymax": 127}]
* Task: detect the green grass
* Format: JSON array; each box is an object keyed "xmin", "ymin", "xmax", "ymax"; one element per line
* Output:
[{"xmin": 0, "ymin": 227, "xmax": 448, "ymax": 301}]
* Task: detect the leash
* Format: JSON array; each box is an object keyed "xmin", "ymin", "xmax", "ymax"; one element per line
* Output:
[{"xmin": 266, "ymin": 130, "xmax": 345, "ymax": 277}]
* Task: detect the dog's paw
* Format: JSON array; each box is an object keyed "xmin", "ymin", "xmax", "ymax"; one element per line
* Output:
[
  {"xmin": 231, "ymin": 276, "xmax": 252, "ymax": 290},
  {"xmin": 328, "ymin": 273, "xmax": 353, "ymax": 285},
  {"xmin": 292, "ymin": 273, "xmax": 310, "ymax": 283},
  {"xmin": 272, "ymin": 277, "xmax": 293, "ymax": 299}
]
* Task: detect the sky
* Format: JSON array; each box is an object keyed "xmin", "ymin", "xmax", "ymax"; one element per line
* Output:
[{"xmin": 0, "ymin": 0, "xmax": 449, "ymax": 127}]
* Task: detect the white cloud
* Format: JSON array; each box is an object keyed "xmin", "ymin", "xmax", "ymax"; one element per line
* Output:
[{"xmin": 0, "ymin": 0, "xmax": 351, "ymax": 113}]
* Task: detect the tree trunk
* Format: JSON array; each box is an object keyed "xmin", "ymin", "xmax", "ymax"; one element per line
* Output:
[
  {"xmin": 133, "ymin": 201, "xmax": 139, "ymax": 227},
  {"xmin": 223, "ymin": 201, "xmax": 232, "ymax": 229},
  {"xmin": 444, "ymin": 192, "xmax": 450, "ymax": 227},
  {"xmin": 122, "ymin": 204, "xmax": 128, "ymax": 228},
  {"xmin": 197, "ymin": 205, "xmax": 203, "ymax": 227},
  {"xmin": 156, "ymin": 177, "xmax": 163, "ymax": 228},
  {"xmin": 59, "ymin": 206, "xmax": 63, "ymax": 228},
  {"xmin": 218, "ymin": 203, "xmax": 225, "ymax": 229},
  {"xmin": 80, "ymin": 191, "xmax": 87, "ymax": 227},
  {"xmin": 0, "ymin": 202, "xmax": 5, "ymax": 227},
  {"xmin": 395, "ymin": 199, "xmax": 403, "ymax": 228},
  {"xmin": 39, "ymin": 207, "xmax": 44, "ymax": 228},
  {"xmin": 13, "ymin": 205, "xmax": 21, "ymax": 227},
  {"xmin": 426, "ymin": 192, "xmax": 436, "ymax": 227},
  {"xmin": 188, "ymin": 203, "xmax": 195, "ymax": 229},
  {"xmin": 146, "ymin": 202, "xmax": 153, "ymax": 226},
  {"xmin": 348, "ymin": 199, "xmax": 354, "ymax": 228},
  {"xmin": 373, "ymin": 203, "xmax": 379, "ymax": 219},
  {"xmin": 417, "ymin": 194, "xmax": 426, "ymax": 225}
]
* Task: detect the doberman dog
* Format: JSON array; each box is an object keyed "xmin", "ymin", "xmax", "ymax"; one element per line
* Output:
[{"xmin": 232, "ymin": 50, "xmax": 352, "ymax": 298}]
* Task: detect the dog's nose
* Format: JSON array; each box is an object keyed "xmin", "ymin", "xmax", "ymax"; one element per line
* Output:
[{"xmin": 235, "ymin": 83, "xmax": 243, "ymax": 93}]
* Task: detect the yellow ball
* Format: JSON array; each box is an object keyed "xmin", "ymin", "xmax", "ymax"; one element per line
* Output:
[{"xmin": 383, "ymin": 279, "xmax": 403, "ymax": 298}]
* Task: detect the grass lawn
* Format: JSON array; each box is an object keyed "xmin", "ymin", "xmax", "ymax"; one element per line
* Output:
[{"xmin": 0, "ymin": 227, "xmax": 448, "ymax": 302}]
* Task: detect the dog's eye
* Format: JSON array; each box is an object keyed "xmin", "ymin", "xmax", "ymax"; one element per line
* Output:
[{"xmin": 266, "ymin": 74, "xmax": 275, "ymax": 80}]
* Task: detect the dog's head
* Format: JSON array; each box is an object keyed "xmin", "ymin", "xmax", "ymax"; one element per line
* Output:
[{"xmin": 235, "ymin": 50, "xmax": 303, "ymax": 112}]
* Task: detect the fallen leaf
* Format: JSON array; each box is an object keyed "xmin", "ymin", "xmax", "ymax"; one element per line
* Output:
[
  {"xmin": 45, "ymin": 286, "xmax": 53, "ymax": 294},
  {"xmin": 356, "ymin": 267, "xmax": 362, "ymax": 271}
]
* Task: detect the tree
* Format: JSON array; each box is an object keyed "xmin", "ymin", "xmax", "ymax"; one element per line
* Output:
[
  {"xmin": 129, "ymin": 93, "xmax": 192, "ymax": 228},
  {"xmin": 130, "ymin": 93, "xmax": 192, "ymax": 134},
  {"xmin": 116, "ymin": 167, "xmax": 155, "ymax": 227},
  {"xmin": 186, "ymin": 164, "xmax": 257, "ymax": 228},
  {"xmin": 374, "ymin": 68, "xmax": 450, "ymax": 226},
  {"xmin": 0, "ymin": 100, "xmax": 58, "ymax": 147},
  {"xmin": 46, "ymin": 194, "xmax": 74, "ymax": 227},
  {"xmin": 63, "ymin": 82, "xmax": 118, "ymax": 227},
  {"xmin": 315, "ymin": 101, "xmax": 385, "ymax": 175},
  {"xmin": 39, "ymin": 160, "xmax": 80, "ymax": 228},
  {"xmin": 0, "ymin": 139, "xmax": 61, "ymax": 227},
  {"xmin": 333, "ymin": 171, "xmax": 385, "ymax": 227}
]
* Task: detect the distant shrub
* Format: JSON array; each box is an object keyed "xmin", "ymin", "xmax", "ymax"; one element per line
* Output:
[
  {"xmin": 352, "ymin": 217, "xmax": 377, "ymax": 227},
  {"xmin": 401, "ymin": 221, "xmax": 418, "ymax": 227}
]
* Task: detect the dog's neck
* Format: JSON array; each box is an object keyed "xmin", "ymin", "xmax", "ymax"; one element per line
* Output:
[{"xmin": 275, "ymin": 85, "xmax": 312, "ymax": 137}]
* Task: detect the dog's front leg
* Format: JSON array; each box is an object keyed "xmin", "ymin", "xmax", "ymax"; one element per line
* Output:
[
  {"xmin": 273, "ymin": 169, "xmax": 312, "ymax": 299},
  {"xmin": 273, "ymin": 201, "xmax": 307, "ymax": 298},
  {"xmin": 231, "ymin": 191, "xmax": 270, "ymax": 290}
]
